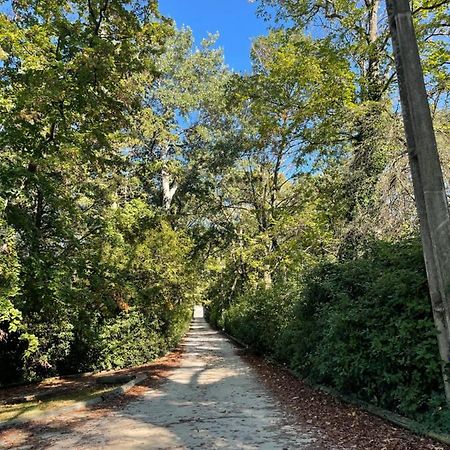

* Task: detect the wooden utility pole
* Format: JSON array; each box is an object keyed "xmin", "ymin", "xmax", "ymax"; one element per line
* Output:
[{"xmin": 386, "ymin": 0, "xmax": 450, "ymax": 402}]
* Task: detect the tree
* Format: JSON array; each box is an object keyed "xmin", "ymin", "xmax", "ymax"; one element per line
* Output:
[
  {"xmin": 129, "ymin": 28, "xmax": 231, "ymax": 213},
  {"xmin": 0, "ymin": 0, "xmax": 192, "ymax": 381},
  {"xmin": 256, "ymin": 0, "xmax": 450, "ymax": 244},
  {"xmin": 0, "ymin": 0, "xmax": 168, "ymax": 314},
  {"xmin": 204, "ymin": 30, "xmax": 352, "ymax": 289},
  {"xmin": 257, "ymin": 0, "xmax": 449, "ymax": 102}
]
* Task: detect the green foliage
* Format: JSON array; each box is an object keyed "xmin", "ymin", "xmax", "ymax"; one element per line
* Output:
[
  {"xmin": 95, "ymin": 310, "xmax": 166, "ymax": 371},
  {"xmin": 286, "ymin": 240, "xmax": 443, "ymax": 416},
  {"xmin": 211, "ymin": 239, "xmax": 449, "ymax": 430},
  {"xmin": 0, "ymin": 203, "xmax": 195, "ymax": 383},
  {"xmin": 0, "ymin": 0, "xmax": 196, "ymax": 386},
  {"xmin": 0, "ymin": 200, "xmax": 21, "ymax": 329},
  {"xmin": 129, "ymin": 26, "xmax": 232, "ymax": 212},
  {"xmin": 0, "ymin": 0, "xmax": 449, "ymax": 436},
  {"xmin": 223, "ymin": 282, "xmax": 296, "ymax": 355},
  {"xmin": 0, "ymin": 198, "xmax": 41, "ymax": 382}
]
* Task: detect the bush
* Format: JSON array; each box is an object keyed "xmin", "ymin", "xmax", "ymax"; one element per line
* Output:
[
  {"xmin": 0, "ymin": 207, "xmax": 195, "ymax": 385},
  {"xmin": 95, "ymin": 310, "xmax": 166, "ymax": 371},
  {"xmin": 222, "ymin": 283, "xmax": 296, "ymax": 354},
  {"xmin": 282, "ymin": 239, "xmax": 444, "ymax": 419},
  {"xmin": 208, "ymin": 238, "xmax": 449, "ymax": 429}
]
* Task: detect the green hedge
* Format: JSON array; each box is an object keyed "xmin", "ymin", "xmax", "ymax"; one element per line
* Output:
[
  {"xmin": 210, "ymin": 239, "xmax": 450, "ymax": 431},
  {"xmin": 94, "ymin": 306, "xmax": 191, "ymax": 371}
]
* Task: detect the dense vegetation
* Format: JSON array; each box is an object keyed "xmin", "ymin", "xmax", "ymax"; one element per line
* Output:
[
  {"xmin": 204, "ymin": 0, "xmax": 450, "ymax": 430},
  {"xmin": 0, "ymin": 0, "xmax": 208, "ymax": 384},
  {"xmin": 1, "ymin": 0, "xmax": 449, "ymax": 432},
  {"xmin": 208, "ymin": 240, "xmax": 449, "ymax": 426}
]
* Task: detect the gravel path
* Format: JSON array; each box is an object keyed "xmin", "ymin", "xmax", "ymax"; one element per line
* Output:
[
  {"xmin": 4, "ymin": 307, "xmax": 326, "ymax": 450},
  {"xmin": 2, "ymin": 307, "xmax": 447, "ymax": 450}
]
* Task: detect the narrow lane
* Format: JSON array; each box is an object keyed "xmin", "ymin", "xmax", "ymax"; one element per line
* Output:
[{"xmin": 38, "ymin": 306, "xmax": 324, "ymax": 449}]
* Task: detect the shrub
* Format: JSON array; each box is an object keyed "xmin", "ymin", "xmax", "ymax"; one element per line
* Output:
[
  {"xmin": 0, "ymin": 207, "xmax": 195, "ymax": 384},
  {"xmin": 282, "ymin": 239, "xmax": 444, "ymax": 418},
  {"xmin": 222, "ymin": 283, "xmax": 296, "ymax": 354},
  {"xmin": 95, "ymin": 309, "xmax": 166, "ymax": 371},
  {"xmin": 208, "ymin": 238, "xmax": 449, "ymax": 429}
]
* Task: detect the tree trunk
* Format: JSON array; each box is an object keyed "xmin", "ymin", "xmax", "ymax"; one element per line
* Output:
[
  {"xmin": 386, "ymin": 0, "xmax": 450, "ymax": 403},
  {"xmin": 161, "ymin": 166, "xmax": 178, "ymax": 210},
  {"xmin": 340, "ymin": 0, "xmax": 384, "ymax": 235},
  {"xmin": 160, "ymin": 145, "xmax": 178, "ymax": 210},
  {"xmin": 367, "ymin": 0, "xmax": 381, "ymax": 101},
  {"xmin": 263, "ymin": 267, "xmax": 272, "ymax": 290}
]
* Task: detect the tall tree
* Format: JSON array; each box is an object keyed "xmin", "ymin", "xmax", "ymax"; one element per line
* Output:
[
  {"xmin": 129, "ymin": 28, "xmax": 231, "ymax": 213},
  {"xmin": 0, "ymin": 0, "xmax": 173, "ymax": 377},
  {"xmin": 256, "ymin": 0, "xmax": 450, "ymax": 244},
  {"xmin": 206, "ymin": 30, "xmax": 352, "ymax": 288}
]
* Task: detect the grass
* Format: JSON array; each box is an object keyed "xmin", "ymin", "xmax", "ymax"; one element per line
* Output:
[{"xmin": 0, "ymin": 385, "xmax": 117, "ymax": 423}]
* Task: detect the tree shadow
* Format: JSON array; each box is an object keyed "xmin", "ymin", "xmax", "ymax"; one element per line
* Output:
[{"xmin": 0, "ymin": 317, "xmax": 319, "ymax": 450}]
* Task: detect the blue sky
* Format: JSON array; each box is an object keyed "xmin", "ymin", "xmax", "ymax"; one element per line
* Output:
[
  {"xmin": 0, "ymin": 0, "xmax": 272, "ymax": 72},
  {"xmin": 158, "ymin": 0, "xmax": 272, "ymax": 72}
]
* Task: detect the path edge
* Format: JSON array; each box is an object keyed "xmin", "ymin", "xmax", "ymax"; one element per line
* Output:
[
  {"xmin": 0, "ymin": 373, "xmax": 147, "ymax": 430},
  {"xmin": 217, "ymin": 325, "xmax": 450, "ymax": 446}
]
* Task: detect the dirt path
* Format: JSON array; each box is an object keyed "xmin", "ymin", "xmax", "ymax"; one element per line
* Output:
[
  {"xmin": 2, "ymin": 307, "xmax": 446, "ymax": 450},
  {"xmin": 1, "ymin": 307, "xmax": 327, "ymax": 450}
]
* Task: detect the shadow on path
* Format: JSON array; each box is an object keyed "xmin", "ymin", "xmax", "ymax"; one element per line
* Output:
[{"xmin": 1, "ymin": 307, "xmax": 326, "ymax": 450}]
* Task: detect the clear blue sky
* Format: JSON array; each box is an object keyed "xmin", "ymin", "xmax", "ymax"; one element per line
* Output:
[{"xmin": 158, "ymin": 0, "xmax": 271, "ymax": 72}]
